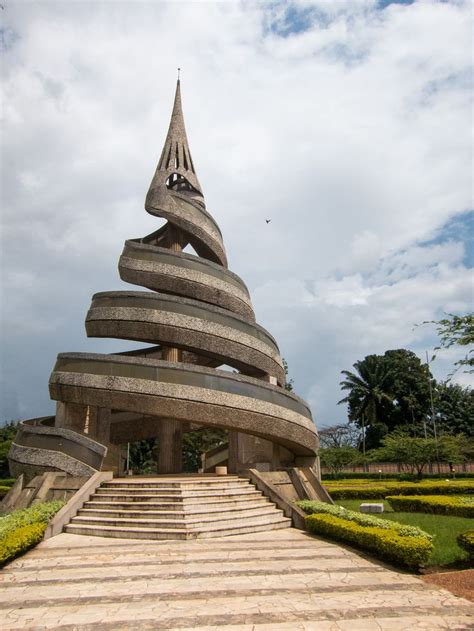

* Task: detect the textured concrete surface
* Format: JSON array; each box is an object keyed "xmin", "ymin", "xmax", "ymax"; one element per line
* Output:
[
  {"xmin": 49, "ymin": 353, "xmax": 318, "ymax": 455},
  {"xmin": 1, "ymin": 529, "xmax": 472, "ymax": 630},
  {"xmin": 10, "ymin": 77, "xmax": 319, "ymax": 477},
  {"xmin": 85, "ymin": 289, "xmax": 284, "ymax": 382},
  {"xmin": 119, "ymin": 241, "xmax": 254, "ymax": 319}
]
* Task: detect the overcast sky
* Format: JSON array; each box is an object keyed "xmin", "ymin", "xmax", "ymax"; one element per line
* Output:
[{"xmin": 1, "ymin": 0, "xmax": 472, "ymax": 430}]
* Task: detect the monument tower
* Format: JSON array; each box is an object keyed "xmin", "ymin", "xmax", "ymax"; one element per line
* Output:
[{"xmin": 9, "ymin": 80, "xmax": 319, "ymax": 480}]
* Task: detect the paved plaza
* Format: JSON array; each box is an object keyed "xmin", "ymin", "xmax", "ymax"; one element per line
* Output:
[{"xmin": 1, "ymin": 528, "xmax": 473, "ymax": 630}]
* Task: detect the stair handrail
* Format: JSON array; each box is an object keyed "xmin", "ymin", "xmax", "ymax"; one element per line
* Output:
[{"xmin": 44, "ymin": 471, "xmax": 113, "ymax": 539}]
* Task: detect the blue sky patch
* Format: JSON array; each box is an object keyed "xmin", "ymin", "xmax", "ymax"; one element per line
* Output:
[
  {"xmin": 266, "ymin": 2, "xmax": 329, "ymax": 37},
  {"xmin": 421, "ymin": 210, "xmax": 474, "ymax": 268},
  {"xmin": 0, "ymin": 26, "xmax": 19, "ymax": 52},
  {"xmin": 378, "ymin": 0, "xmax": 416, "ymax": 8}
]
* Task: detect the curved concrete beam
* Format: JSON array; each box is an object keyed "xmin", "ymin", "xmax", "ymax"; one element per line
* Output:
[
  {"xmin": 49, "ymin": 353, "xmax": 318, "ymax": 456},
  {"xmin": 8, "ymin": 418, "xmax": 105, "ymax": 479},
  {"xmin": 119, "ymin": 241, "xmax": 255, "ymax": 320},
  {"xmin": 85, "ymin": 291, "xmax": 284, "ymax": 384}
]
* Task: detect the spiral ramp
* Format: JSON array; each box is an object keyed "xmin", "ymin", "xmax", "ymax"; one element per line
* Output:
[{"xmin": 9, "ymin": 80, "xmax": 319, "ymax": 487}]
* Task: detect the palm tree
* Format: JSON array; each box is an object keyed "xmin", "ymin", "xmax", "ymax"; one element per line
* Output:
[{"xmin": 338, "ymin": 355, "xmax": 394, "ymax": 456}]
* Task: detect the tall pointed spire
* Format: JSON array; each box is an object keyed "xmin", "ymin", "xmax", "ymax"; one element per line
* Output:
[
  {"xmin": 148, "ymin": 79, "xmax": 203, "ymax": 198},
  {"xmin": 145, "ymin": 79, "xmax": 227, "ymax": 266}
]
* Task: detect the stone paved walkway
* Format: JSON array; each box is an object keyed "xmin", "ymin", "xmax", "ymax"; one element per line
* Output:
[{"xmin": 1, "ymin": 528, "xmax": 473, "ymax": 630}]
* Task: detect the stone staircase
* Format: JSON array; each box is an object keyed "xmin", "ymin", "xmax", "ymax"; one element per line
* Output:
[{"xmin": 64, "ymin": 475, "xmax": 291, "ymax": 540}]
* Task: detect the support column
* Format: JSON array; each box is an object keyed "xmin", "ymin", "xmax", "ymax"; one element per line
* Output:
[
  {"xmin": 156, "ymin": 418, "xmax": 183, "ymax": 474},
  {"xmin": 155, "ymin": 226, "xmax": 185, "ymax": 474},
  {"xmin": 55, "ymin": 402, "xmax": 88, "ymax": 433}
]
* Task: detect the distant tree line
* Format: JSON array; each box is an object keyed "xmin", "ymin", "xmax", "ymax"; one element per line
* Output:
[{"xmin": 319, "ymin": 313, "xmax": 474, "ymax": 477}]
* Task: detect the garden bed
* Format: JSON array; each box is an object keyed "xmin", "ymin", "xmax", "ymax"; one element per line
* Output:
[
  {"xmin": 386, "ymin": 495, "xmax": 474, "ymax": 518},
  {"xmin": 335, "ymin": 497, "xmax": 473, "ymax": 567},
  {"xmin": 297, "ymin": 500, "xmax": 433, "ymax": 569},
  {"xmin": 0, "ymin": 500, "xmax": 65, "ymax": 566}
]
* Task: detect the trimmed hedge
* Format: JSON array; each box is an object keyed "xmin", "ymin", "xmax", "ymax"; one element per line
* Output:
[
  {"xmin": 0, "ymin": 500, "xmax": 65, "ymax": 566},
  {"xmin": 325, "ymin": 481, "xmax": 474, "ymax": 500},
  {"xmin": 305, "ymin": 514, "xmax": 433, "ymax": 569},
  {"xmin": 297, "ymin": 500, "xmax": 432, "ymax": 539},
  {"xmin": 386, "ymin": 495, "xmax": 474, "ymax": 518},
  {"xmin": 457, "ymin": 530, "xmax": 474, "ymax": 560},
  {"xmin": 0, "ymin": 479, "xmax": 16, "ymax": 487},
  {"xmin": 322, "ymin": 472, "xmax": 474, "ymax": 481},
  {"xmin": 0, "ymin": 523, "xmax": 46, "ymax": 565},
  {"xmin": 327, "ymin": 486, "xmax": 389, "ymax": 499}
]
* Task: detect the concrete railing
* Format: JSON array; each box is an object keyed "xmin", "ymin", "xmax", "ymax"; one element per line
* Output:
[
  {"xmin": 44, "ymin": 471, "xmax": 113, "ymax": 539},
  {"xmin": 248, "ymin": 469, "xmax": 307, "ymax": 530}
]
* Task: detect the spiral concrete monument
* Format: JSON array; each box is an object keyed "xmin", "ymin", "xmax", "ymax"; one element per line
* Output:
[{"xmin": 9, "ymin": 80, "xmax": 319, "ymax": 481}]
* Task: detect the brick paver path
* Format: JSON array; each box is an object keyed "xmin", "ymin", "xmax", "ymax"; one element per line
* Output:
[{"xmin": 1, "ymin": 528, "xmax": 473, "ymax": 629}]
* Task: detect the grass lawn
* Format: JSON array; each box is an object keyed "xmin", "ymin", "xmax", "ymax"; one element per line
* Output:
[{"xmin": 336, "ymin": 498, "xmax": 472, "ymax": 567}]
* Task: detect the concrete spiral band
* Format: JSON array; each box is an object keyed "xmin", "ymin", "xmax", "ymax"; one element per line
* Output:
[{"xmin": 10, "ymin": 79, "xmax": 318, "ymax": 478}]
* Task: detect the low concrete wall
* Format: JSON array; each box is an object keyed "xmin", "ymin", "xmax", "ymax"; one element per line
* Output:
[
  {"xmin": 247, "ymin": 469, "xmax": 307, "ymax": 529},
  {"xmin": 44, "ymin": 471, "xmax": 113, "ymax": 539}
]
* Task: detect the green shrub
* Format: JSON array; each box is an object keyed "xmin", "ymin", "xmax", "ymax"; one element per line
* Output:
[
  {"xmin": 0, "ymin": 486, "xmax": 11, "ymax": 498},
  {"xmin": 392, "ymin": 482, "xmax": 474, "ymax": 496},
  {"xmin": 0, "ymin": 478, "xmax": 15, "ymax": 487},
  {"xmin": 457, "ymin": 530, "xmax": 474, "ymax": 560},
  {"xmin": 386, "ymin": 495, "xmax": 474, "ymax": 518},
  {"xmin": 322, "ymin": 472, "xmax": 474, "ymax": 481},
  {"xmin": 327, "ymin": 486, "xmax": 389, "ymax": 499},
  {"xmin": 305, "ymin": 513, "xmax": 433, "ymax": 569},
  {"xmin": 0, "ymin": 523, "xmax": 46, "ymax": 565},
  {"xmin": 324, "ymin": 481, "xmax": 474, "ymax": 499},
  {"xmin": 0, "ymin": 500, "xmax": 65, "ymax": 566},
  {"xmin": 297, "ymin": 500, "xmax": 432, "ymax": 540}
]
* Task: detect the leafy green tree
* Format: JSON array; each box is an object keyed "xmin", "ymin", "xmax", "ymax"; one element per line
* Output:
[
  {"xmin": 372, "ymin": 432, "xmax": 465, "ymax": 478},
  {"xmin": 435, "ymin": 382, "xmax": 474, "ymax": 437},
  {"xmin": 318, "ymin": 423, "xmax": 360, "ymax": 449},
  {"xmin": 182, "ymin": 427, "xmax": 227, "ymax": 472},
  {"xmin": 128, "ymin": 427, "xmax": 227, "ymax": 473},
  {"xmin": 319, "ymin": 447, "xmax": 362, "ymax": 476},
  {"xmin": 382, "ymin": 349, "xmax": 433, "ymax": 434},
  {"xmin": 282, "ymin": 358, "xmax": 294, "ymax": 392},
  {"xmin": 339, "ymin": 350, "xmax": 435, "ymax": 449},
  {"xmin": 422, "ymin": 313, "xmax": 473, "ymax": 377},
  {"xmin": 338, "ymin": 354, "xmax": 394, "ymax": 453},
  {"xmin": 128, "ymin": 438, "xmax": 156, "ymax": 474},
  {"xmin": 0, "ymin": 421, "xmax": 19, "ymax": 478}
]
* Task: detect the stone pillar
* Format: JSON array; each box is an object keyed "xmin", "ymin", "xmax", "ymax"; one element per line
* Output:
[
  {"xmin": 156, "ymin": 418, "xmax": 183, "ymax": 474},
  {"xmin": 55, "ymin": 402, "xmax": 88, "ymax": 433},
  {"xmin": 162, "ymin": 346, "xmax": 183, "ymax": 363},
  {"xmin": 154, "ymin": 228, "xmax": 184, "ymax": 474}
]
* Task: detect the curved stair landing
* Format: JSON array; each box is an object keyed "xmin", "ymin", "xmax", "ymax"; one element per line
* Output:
[{"xmin": 65, "ymin": 476, "xmax": 291, "ymax": 540}]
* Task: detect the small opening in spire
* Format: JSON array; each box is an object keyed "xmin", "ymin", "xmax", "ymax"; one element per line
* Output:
[
  {"xmin": 166, "ymin": 173, "xmax": 202, "ymax": 198},
  {"xmin": 175, "ymin": 144, "xmax": 179, "ymax": 169},
  {"xmin": 166, "ymin": 144, "xmax": 173, "ymax": 169}
]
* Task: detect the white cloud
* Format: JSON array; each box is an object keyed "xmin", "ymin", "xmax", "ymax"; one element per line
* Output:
[{"xmin": 0, "ymin": 0, "xmax": 472, "ymax": 425}]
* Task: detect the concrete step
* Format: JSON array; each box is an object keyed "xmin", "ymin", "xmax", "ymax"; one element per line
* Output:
[
  {"xmin": 95, "ymin": 488, "xmax": 181, "ymax": 496},
  {"xmin": 82, "ymin": 496, "xmax": 267, "ymax": 511},
  {"xmin": 100, "ymin": 482, "xmax": 250, "ymax": 493},
  {"xmin": 77, "ymin": 504, "xmax": 279, "ymax": 521},
  {"xmin": 65, "ymin": 476, "xmax": 291, "ymax": 541},
  {"xmin": 107, "ymin": 475, "xmax": 241, "ymax": 483},
  {"xmin": 98, "ymin": 482, "xmax": 252, "ymax": 494},
  {"xmin": 64, "ymin": 515, "xmax": 291, "ymax": 540},
  {"xmin": 92, "ymin": 488, "xmax": 263, "ymax": 500},
  {"xmin": 101, "ymin": 478, "xmax": 249, "ymax": 490},
  {"xmin": 71, "ymin": 506, "xmax": 284, "ymax": 530},
  {"xmin": 64, "ymin": 523, "xmax": 188, "ymax": 540}
]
